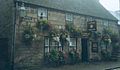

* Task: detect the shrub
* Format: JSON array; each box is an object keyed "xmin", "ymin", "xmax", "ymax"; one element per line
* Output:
[{"xmin": 22, "ymin": 25, "xmax": 34, "ymax": 45}]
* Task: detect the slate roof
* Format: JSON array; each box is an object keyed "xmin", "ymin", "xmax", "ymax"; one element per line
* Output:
[{"xmin": 16, "ymin": 0, "xmax": 118, "ymax": 21}]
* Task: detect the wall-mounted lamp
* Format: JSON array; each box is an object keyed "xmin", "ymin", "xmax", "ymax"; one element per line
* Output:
[{"xmin": 19, "ymin": 3, "xmax": 26, "ymax": 18}]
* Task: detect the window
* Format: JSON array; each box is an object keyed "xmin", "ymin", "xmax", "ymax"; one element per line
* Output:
[
  {"xmin": 44, "ymin": 37, "xmax": 77, "ymax": 53},
  {"xmin": 86, "ymin": 17, "xmax": 92, "ymax": 22},
  {"xmin": 44, "ymin": 37, "xmax": 59, "ymax": 53},
  {"xmin": 69, "ymin": 38, "xmax": 76, "ymax": 47},
  {"xmin": 68, "ymin": 38, "xmax": 77, "ymax": 50},
  {"xmin": 44, "ymin": 37, "xmax": 49, "ymax": 53},
  {"xmin": 45, "ymin": 38, "xmax": 49, "ymax": 46},
  {"xmin": 38, "ymin": 8, "xmax": 47, "ymax": 18},
  {"xmin": 66, "ymin": 13, "xmax": 73, "ymax": 22}
]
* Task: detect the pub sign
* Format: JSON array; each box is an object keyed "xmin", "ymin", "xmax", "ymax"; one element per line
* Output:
[{"xmin": 87, "ymin": 21, "xmax": 97, "ymax": 31}]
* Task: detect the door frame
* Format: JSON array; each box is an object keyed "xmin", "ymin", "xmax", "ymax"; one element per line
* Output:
[{"xmin": 81, "ymin": 38, "xmax": 89, "ymax": 62}]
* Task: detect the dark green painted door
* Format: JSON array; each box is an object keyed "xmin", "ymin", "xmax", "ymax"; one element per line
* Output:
[{"xmin": 81, "ymin": 38, "xmax": 89, "ymax": 62}]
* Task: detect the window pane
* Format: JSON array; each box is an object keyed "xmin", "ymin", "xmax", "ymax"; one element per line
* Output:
[
  {"xmin": 38, "ymin": 8, "xmax": 47, "ymax": 17},
  {"xmin": 45, "ymin": 47, "xmax": 49, "ymax": 53},
  {"xmin": 69, "ymin": 38, "xmax": 76, "ymax": 46},
  {"xmin": 50, "ymin": 41, "xmax": 58, "ymax": 46},
  {"xmin": 45, "ymin": 38, "xmax": 49, "ymax": 46},
  {"xmin": 66, "ymin": 13, "xmax": 73, "ymax": 21}
]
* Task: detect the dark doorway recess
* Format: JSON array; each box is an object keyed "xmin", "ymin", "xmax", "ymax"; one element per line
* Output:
[
  {"xmin": 81, "ymin": 38, "xmax": 89, "ymax": 62},
  {"xmin": 0, "ymin": 38, "xmax": 10, "ymax": 70}
]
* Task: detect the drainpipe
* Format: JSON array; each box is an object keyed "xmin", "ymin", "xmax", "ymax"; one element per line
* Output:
[{"xmin": 11, "ymin": 0, "xmax": 16, "ymax": 70}]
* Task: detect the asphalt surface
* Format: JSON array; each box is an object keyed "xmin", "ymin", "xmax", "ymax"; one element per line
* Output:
[{"xmin": 41, "ymin": 61, "xmax": 120, "ymax": 70}]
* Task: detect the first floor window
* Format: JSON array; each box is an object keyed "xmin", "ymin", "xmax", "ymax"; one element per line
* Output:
[
  {"xmin": 38, "ymin": 8, "xmax": 47, "ymax": 18},
  {"xmin": 66, "ymin": 13, "xmax": 73, "ymax": 22}
]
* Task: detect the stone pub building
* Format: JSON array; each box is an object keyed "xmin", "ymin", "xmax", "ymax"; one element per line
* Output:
[{"xmin": 0, "ymin": 0, "xmax": 119, "ymax": 70}]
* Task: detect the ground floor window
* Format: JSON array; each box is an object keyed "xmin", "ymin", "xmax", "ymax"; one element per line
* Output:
[{"xmin": 44, "ymin": 36, "xmax": 77, "ymax": 54}]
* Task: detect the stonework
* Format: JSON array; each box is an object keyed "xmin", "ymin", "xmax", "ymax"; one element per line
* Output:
[
  {"xmin": 0, "ymin": 1, "xmax": 117, "ymax": 70},
  {"xmin": 14, "ymin": 5, "xmax": 44, "ymax": 70},
  {"xmin": 48, "ymin": 10, "xmax": 65, "ymax": 25},
  {"xmin": 14, "ymin": 4, "xmax": 119, "ymax": 68}
]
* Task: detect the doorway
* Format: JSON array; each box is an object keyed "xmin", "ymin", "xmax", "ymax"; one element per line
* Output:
[
  {"xmin": 0, "ymin": 38, "xmax": 10, "ymax": 70},
  {"xmin": 81, "ymin": 38, "xmax": 89, "ymax": 62}
]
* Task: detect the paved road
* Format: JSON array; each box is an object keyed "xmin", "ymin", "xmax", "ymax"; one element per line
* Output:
[
  {"xmin": 15, "ymin": 61, "xmax": 120, "ymax": 70},
  {"xmin": 41, "ymin": 61, "xmax": 120, "ymax": 70}
]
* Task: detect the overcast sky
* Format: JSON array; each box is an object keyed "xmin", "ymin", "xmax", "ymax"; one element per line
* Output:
[{"xmin": 99, "ymin": 0, "xmax": 119, "ymax": 11}]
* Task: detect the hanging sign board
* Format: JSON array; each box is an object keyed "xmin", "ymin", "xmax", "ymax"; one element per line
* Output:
[{"xmin": 87, "ymin": 21, "xmax": 97, "ymax": 31}]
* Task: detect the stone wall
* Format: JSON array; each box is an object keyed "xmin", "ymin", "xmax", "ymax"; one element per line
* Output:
[
  {"xmin": 14, "ymin": 5, "xmax": 44, "ymax": 70},
  {"xmin": 14, "ymin": 3, "xmax": 119, "ymax": 70},
  {"xmin": 48, "ymin": 10, "xmax": 65, "ymax": 26},
  {"xmin": 96, "ymin": 19, "xmax": 103, "ymax": 33}
]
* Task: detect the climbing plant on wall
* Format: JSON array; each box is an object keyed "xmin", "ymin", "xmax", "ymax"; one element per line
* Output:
[{"xmin": 22, "ymin": 23, "xmax": 34, "ymax": 45}]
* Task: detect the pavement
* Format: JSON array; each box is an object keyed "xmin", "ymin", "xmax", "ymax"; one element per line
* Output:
[{"xmin": 40, "ymin": 61, "xmax": 120, "ymax": 70}]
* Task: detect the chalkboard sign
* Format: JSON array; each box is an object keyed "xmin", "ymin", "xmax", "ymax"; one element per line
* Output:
[{"xmin": 91, "ymin": 42, "xmax": 98, "ymax": 53}]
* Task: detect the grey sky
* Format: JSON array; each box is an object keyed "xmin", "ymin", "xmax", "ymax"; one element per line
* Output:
[{"xmin": 99, "ymin": 0, "xmax": 119, "ymax": 11}]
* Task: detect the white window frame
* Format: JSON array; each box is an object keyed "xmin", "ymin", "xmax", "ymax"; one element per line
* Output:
[
  {"xmin": 45, "ymin": 38, "xmax": 49, "ymax": 46},
  {"xmin": 66, "ymin": 13, "xmax": 73, "ymax": 22},
  {"xmin": 38, "ymin": 8, "xmax": 47, "ymax": 18},
  {"xmin": 44, "ymin": 38, "xmax": 49, "ymax": 53},
  {"xmin": 69, "ymin": 38, "xmax": 76, "ymax": 46}
]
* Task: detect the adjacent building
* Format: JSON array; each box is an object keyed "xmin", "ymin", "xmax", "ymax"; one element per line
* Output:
[{"xmin": 0, "ymin": 0, "xmax": 14, "ymax": 70}]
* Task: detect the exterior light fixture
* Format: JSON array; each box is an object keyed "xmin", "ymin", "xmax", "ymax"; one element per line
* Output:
[{"xmin": 19, "ymin": 3, "xmax": 26, "ymax": 18}]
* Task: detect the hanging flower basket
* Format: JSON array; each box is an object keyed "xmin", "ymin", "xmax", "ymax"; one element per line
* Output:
[
  {"xmin": 36, "ymin": 20, "xmax": 51, "ymax": 32},
  {"xmin": 65, "ymin": 23, "xmax": 81, "ymax": 37},
  {"xmin": 22, "ymin": 27, "xmax": 34, "ymax": 45},
  {"xmin": 102, "ymin": 34, "xmax": 111, "ymax": 44},
  {"xmin": 48, "ymin": 30, "xmax": 59, "ymax": 42}
]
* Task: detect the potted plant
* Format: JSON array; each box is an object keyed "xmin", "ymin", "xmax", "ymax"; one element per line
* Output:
[
  {"xmin": 68, "ymin": 49, "xmax": 80, "ymax": 64},
  {"xmin": 74, "ymin": 50, "xmax": 80, "ymax": 63},
  {"xmin": 58, "ymin": 51, "xmax": 65, "ymax": 65},
  {"xmin": 44, "ymin": 52, "xmax": 51, "ymax": 65},
  {"xmin": 101, "ymin": 49, "xmax": 111, "ymax": 61},
  {"xmin": 68, "ymin": 49, "xmax": 75, "ymax": 64},
  {"xmin": 49, "ymin": 50, "xmax": 59, "ymax": 67}
]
